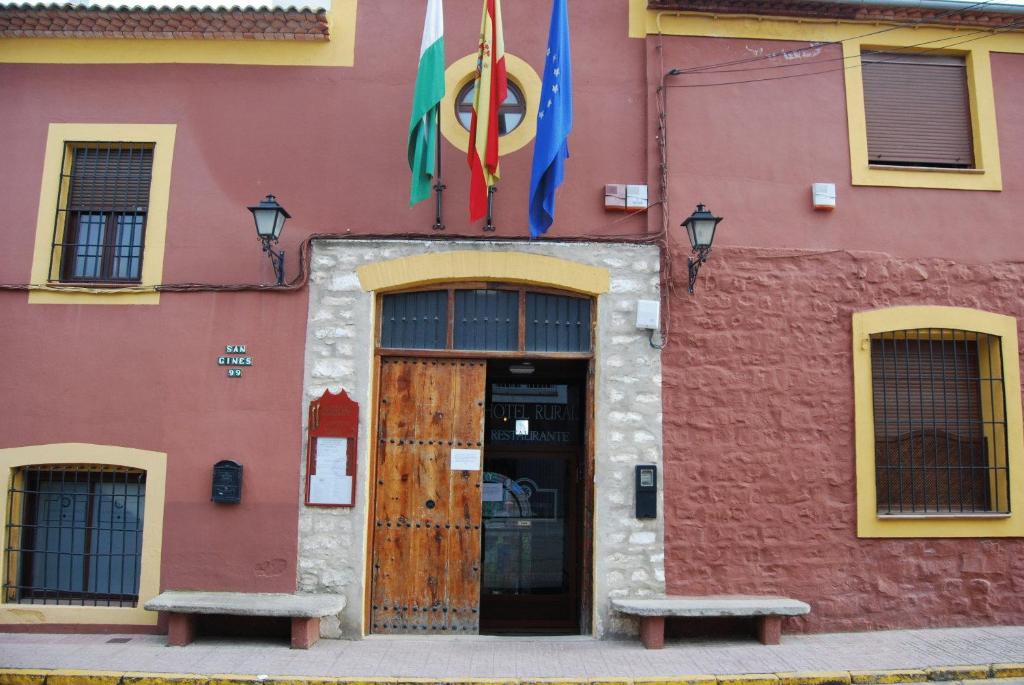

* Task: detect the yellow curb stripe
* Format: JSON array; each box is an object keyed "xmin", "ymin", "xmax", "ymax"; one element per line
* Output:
[
  {"xmin": 926, "ymin": 666, "xmax": 991, "ymax": 682},
  {"xmin": 4, "ymin": 664, "xmax": 1024, "ymax": 685},
  {"xmin": 0, "ymin": 671, "xmax": 49, "ymax": 685},
  {"xmin": 992, "ymin": 664, "xmax": 1024, "ymax": 678},
  {"xmin": 849, "ymin": 671, "xmax": 929, "ymax": 685},
  {"xmin": 718, "ymin": 675, "xmax": 781, "ymax": 685},
  {"xmin": 122, "ymin": 677, "xmax": 209, "ymax": 685},
  {"xmin": 776, "ymin": 672, "xmax": 852, "ymax": 685}
]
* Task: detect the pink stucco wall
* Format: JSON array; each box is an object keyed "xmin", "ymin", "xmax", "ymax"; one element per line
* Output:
[{"xmin": 662, "ymin": 245, "xmax": 1024, "ymax": 632}]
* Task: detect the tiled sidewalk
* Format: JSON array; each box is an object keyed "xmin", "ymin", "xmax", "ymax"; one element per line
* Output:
[{"xmin": 1, "ymin": 626, "xmax": 1023, "ymax": 679}]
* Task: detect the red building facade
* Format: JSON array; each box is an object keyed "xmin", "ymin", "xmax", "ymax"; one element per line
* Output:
[{"xmin": 1, "ymin": 0, "xmax": 1022, "ymax": 639}]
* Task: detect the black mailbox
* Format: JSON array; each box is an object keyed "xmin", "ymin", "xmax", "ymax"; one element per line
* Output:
[
  {"xmin": 635, "ymin": 464, "xmax": 657, "ymax": 519},
  {"xmin": 212, "ymin": 460, "xmax": 243, "ymax": 503}
]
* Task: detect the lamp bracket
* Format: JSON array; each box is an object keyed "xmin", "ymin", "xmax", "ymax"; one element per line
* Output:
[
  {"xmin": 687, "ymin": 245, "xmax": 711, "ymax": 295},
  {"xmin": 261, "ymin": 238, "xmax": 286, "ymax": 286}
]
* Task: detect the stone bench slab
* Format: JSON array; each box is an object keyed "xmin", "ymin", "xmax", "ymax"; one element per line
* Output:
[
  {"xmin": 145, "ymin": 591, "xmax": 346, "ymax": 618},
  {"xmin": 612, "ymin": 596, "xmax": 810, "ymax": 618},
  {"xmin": 612, "ymin": 596, "xmax": 810, "ymax": 649}
]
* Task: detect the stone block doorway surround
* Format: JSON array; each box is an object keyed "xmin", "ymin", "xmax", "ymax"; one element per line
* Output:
[{"xmin": 298, "ymin": 239, "xmax": 664, "ymax": 639}]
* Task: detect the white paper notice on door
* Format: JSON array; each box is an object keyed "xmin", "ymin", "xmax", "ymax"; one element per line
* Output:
[{"xmin": 450, "ymin": 448, "xmax": 481, "ymax": 471}]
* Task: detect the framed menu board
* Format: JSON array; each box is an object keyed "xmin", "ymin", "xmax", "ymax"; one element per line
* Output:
[{"xmin": 305, "ymin": 389, "xmax": 358, "ymax": 507}]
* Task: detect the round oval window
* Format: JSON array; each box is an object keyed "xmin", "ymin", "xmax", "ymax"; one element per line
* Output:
[{"xmin": 455, "ymin": 80, "xmax": 527, "ymax": 135}]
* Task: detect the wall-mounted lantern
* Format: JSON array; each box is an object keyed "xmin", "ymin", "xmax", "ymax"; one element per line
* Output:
[
  {"xmin": 248, "ymin": 194, "xmax": 291, "ymax": 285},
  {"xmin": 681, "ymin": 203, "xmax": 722, "ymax": 295}
]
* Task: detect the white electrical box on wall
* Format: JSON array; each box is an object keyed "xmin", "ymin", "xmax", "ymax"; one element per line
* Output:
[
  {"xmin": 812, "ymin": 182, "xmax": 836, "ymax": 210},
  {"xmin": 636, "ymin": 299, "xmax": 660, "ymax": 330}
]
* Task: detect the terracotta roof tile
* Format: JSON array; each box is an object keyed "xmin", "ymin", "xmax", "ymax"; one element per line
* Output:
[{"xmin": 0, "ymin": 4, "xmax": 328, "ymax": 39}]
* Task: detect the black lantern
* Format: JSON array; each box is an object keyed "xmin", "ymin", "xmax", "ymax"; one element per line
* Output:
[
  {"xmin": 247, "ymin": 194, "xmax": 291, "ymax": 285},
  {"xmin": 680, "ymin": 203, "xmax": 722, "ymax": 294}
]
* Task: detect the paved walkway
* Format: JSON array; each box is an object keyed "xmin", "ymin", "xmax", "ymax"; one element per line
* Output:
[{"xmin": 1, "ymin": 626, "xmax": 1024, "ymax": 679}]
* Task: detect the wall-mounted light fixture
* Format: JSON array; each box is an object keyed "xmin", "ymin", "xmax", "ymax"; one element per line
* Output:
[
  {"xmin": 508, "ymin": 361, "xmax": 536, "ymax": 375},
  {"xmin": 681, "ymin": 203, "xmax": 722, "ymax": 295},
  {"xmin": 248, "ymin": 194, "xmax": 291, "ymax": 285}
]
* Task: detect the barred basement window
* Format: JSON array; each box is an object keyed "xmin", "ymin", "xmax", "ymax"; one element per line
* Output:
[
  {"xmin": 4, "ymin": 465, "xmax": 146, "ymax": 606},
  {"xmin": 50, "ymin": 143, "xmax": 154, "ymax": 284},
  {"xmin": 871, "ymin": 329, "xmax": 1010, "ymax": 515}
]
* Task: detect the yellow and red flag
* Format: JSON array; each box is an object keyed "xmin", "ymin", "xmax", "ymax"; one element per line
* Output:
[{"xmin": 468, "ymin": 0, "xmax": 507, "ymax": 221}]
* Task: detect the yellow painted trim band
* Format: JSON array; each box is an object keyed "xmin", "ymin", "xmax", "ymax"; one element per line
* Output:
[
  {"xmin": 627, "ymin": 4, "xmax": 1019, "ymax": 191},
  {"xmin": 29, "ymin": 124, "xmax": 177, "ymax": 305},
  {"xmin": 0, "ymin": 444, "xmax": 167, "ymax": 625},
  {"xmin": 0, "ymin": 1, "xmax": 356, "ymax": 66},
  {"xmin": 852, "ymin": 306, "xmax": 1024, "ymax": 538},
  {"xmin": 440, "ymin": 53, "xmax": 542, "ymax": 157},
  {"xmin": 356, "ymin": 251, "xmax": 610, "ymax": 295}
]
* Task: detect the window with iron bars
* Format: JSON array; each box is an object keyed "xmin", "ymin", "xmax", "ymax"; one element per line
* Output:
[
  {"xmin": 870, "ymin": 329, "xmax": 1010, "ymax": 515},
  {"xmin": 4, "ymin": 465, "xmax": 146, "ymax": 606},
  {"xmin": 49, "ymin": 143, "xmax": 154, "ymax": 284}
]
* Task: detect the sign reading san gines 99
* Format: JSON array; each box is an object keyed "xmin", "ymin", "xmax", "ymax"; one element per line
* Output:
[{"xmin": 218, "ymin": 344, "xmax": 252, "ymax": 378}]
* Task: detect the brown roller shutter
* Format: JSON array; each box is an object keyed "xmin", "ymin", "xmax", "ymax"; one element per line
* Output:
[
  {"xmin": 861, "ymin": 52, "xmax": 974, "ymax": 168},
  {"xmin": 67, "ymin": 144, "xmax": 154, "ymax": 212}
]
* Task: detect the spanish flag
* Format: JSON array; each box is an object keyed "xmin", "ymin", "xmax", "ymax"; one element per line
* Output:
[{"xmin": 468, "ymin": 0, "xmax": 506, "ymax": 222}]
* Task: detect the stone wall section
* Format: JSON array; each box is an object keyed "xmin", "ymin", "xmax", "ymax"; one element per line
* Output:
[
  {"xmin": 299, "ymin": 239, "xmax": 664, "ymax": 638},
  {"xmin": 663, "ymin": 245, "xmax": 1024, "ymax": 634}
]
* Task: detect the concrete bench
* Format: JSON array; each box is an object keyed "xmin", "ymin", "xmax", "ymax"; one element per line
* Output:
[
  {"xmin": 145, "ymin": 591, "xmax": 346, "ymax": 649},
  {"xmin": 611, "ymin": 595, "xmax": 810, "ymax": 649}
]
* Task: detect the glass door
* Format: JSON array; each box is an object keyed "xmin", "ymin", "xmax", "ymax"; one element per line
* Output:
[{"xmin": 480, "ymin": 379, "xmax": 583, "ymax": 633}]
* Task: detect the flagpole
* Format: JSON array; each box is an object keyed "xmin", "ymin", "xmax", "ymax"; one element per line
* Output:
[
  {"xmin": 484, "ymin": 186, "xmax": 497, "ymax": 232},
  {"xmin": 432, "ymin": 107, "xmax": 445, "ymax": 231}
]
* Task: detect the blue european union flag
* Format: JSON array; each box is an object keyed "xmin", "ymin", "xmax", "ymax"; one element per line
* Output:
[{"xmin": 528, "ymin": 0, "xmax": 572, "ymax": 239}]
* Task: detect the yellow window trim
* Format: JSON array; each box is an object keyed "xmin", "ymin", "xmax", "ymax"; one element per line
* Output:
[
  {"xmin": 627, "ymin": 2, "xmax": 1022, "ymax": 191},
  {"xmin": 852, "ymin": 306, "xmax": 1024, "ymax": 538},
  {"xmin": 440, "ymin": 53, "xmax": 542, "ymax": 157},
  {"xmin": 0, "ymin": 443, "xmax": 167, "ymax": 626},
  {"xmin": 356, "ymin": 250, "xmax": 610, "ymax": 295},
  {"xmin": 0, "ymin": 0, "xmax": 355, "ymax": 67},
  {"xmin": 29, "ymin": 124, "xmax": 176, "ymax": 306},
  {"xmin": 844, "ymin": 42, "xmax": 1001, "ymax": 191}
]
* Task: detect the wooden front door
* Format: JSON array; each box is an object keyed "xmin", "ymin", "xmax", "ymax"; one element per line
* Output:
[{"xmin": 370, "ymin": 358, "xmax": 486, "ymax": 634}]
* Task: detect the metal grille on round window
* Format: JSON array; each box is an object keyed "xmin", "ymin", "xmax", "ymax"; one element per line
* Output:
[
  {"xmin": 870, "ymin": 329, "xmax": 1009, "ymax": 515},
  {"xmin": 50, "ymin": 143, "xmax": 154, "ymax": 283},
  {"xmin": 4, "ymin": 465, "xmax": 146, "ymax": 606}
]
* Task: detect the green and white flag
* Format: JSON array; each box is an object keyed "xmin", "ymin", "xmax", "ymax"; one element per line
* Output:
[{"xmin": 408, "ymin": 0, "xmax": 445, "ymax": 206}]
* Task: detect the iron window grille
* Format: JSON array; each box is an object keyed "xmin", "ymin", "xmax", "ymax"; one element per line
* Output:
[
  {"xmin": 870, "ymin": 329, "xmax": 1010, "ymax": 515},
  {"xmin": 4, "ymin": 465, "xmax": 146, "ymax": 607},
  {"xmin": 49, "ymin": 143, "xmax": 154, "ymax": 284}
]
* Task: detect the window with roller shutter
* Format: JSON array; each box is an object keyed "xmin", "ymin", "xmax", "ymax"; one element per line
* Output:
[
  {"xmin": 50, "ymin": 143, "xmax": 154, "ymax": 284},
  {"xmin": 861, "ymin": 52, "xmax": 974, "ymax": 168}
]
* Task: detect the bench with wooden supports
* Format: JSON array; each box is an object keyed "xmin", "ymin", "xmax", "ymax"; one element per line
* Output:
[
  {"xmin": 145, "ymin": 591, "xmax": 346, "ymax": 649},
  {"xmin": 611, "ymin": 596, "xmax": 810, "ymax": 649}
]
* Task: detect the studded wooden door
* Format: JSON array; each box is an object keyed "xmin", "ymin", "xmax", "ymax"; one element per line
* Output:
[{"xmin": 370, "ymin": 357, "xmax": 486, "ymax": 634}]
